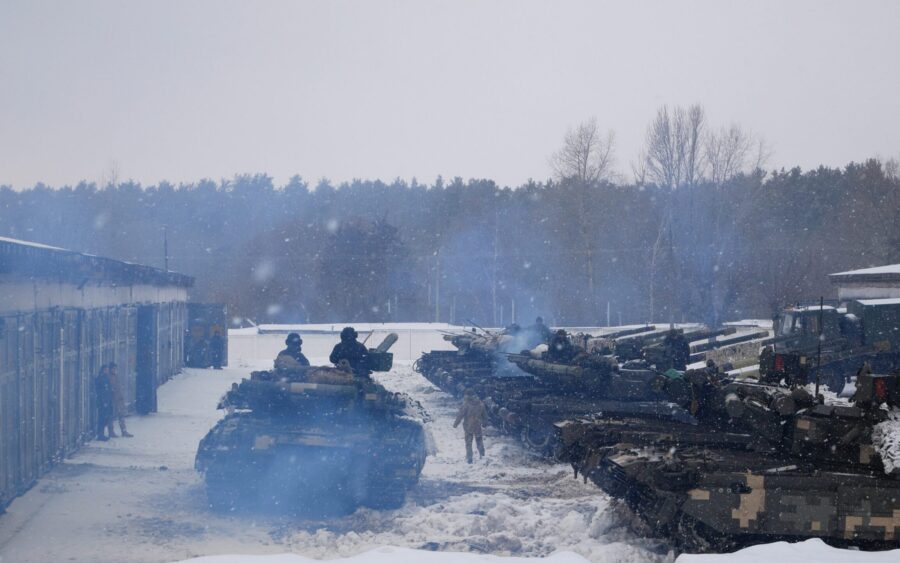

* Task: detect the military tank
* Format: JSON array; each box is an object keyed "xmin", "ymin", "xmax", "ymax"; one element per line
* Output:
[
  {"xmin": 414, "ymin": 326, "xmax": 534, "ymax": 394},
  {"xmin": 196, "ymin": 334, "xmax": 429, "ymax": 514},
  {"xmin": 555, "ymin": 368, "xmax": 900, "ymax": 552}
]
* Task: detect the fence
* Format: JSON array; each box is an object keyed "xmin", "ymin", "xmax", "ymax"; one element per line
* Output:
[{"xmin": 0, "ymin": 302, "xmax": 186, "ymax": 509}]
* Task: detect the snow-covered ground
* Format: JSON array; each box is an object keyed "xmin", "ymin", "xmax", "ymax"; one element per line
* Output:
[
  {"xmin": 0, "ymin": 353, "xmax": 660, "ymax": 563},
  {"xmin": 1, "ymin": 326, "xmax": 896, "ymax": 563}
]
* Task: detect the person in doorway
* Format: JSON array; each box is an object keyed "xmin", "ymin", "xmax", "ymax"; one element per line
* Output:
[
  {"xmin": 107, "ymin": 363, "xmax": 133, "ymax": 437},
  {"xmin": 453, "ymin": 389, "xmax": 487, "ymax": 464},
  {"xmin": 94, "ymin": 365, "xmax": 114, "ymax": 441},
  {"xmin": 209, "ymin": 330, "xmax": 225, "ymax": 370}
]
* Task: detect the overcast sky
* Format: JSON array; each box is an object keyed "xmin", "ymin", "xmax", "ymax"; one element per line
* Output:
[{"xmin": 1, "ymin": 0, "xmax": 898, "ymax": 189}]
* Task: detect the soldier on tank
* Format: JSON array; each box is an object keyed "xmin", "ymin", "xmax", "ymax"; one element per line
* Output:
[
  {"xmin": 663, "ymin": 329, "xmax": 691, "ymax": 371},
  {"xmin": 528, "ymin": 316, "xmax": 553, "ymax": 345},
  {"xmin": 453, "ymin": 389, "xmax": 487, "ymax": 464},
  {"xmin": 546, "ymin": 329, "xmax": 578, "ymax": 363},
  {"xmin": 330, "ymin": 326, "xmax": 370, "ymax": 377},
  {"xmin": 275, "ymin": 332, "xmax": 310, "ymax": 370}
]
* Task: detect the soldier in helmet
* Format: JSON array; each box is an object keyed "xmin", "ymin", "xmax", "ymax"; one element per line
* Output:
[
  {"xmin": 329, "ymin": 326, "xmax": 370, "ymax": 377},
  {"xmin": 453, "ymin": 388, "xmax": 487, "ymax": 464},
  {"xmin": 663, "ymin": 329, "xmax": 690, "ymax": 371},
  {"xmin": 275, "ymin": 332, "xmax": 310, "ymax": 370},
  {"xmin": 522, "ymin": 316, "xmax": 553, "ymax": 348}
]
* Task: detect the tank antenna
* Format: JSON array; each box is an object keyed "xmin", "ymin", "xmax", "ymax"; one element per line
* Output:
[{"xmin": 814, "ymin": 296, "xmax": 824, "ymax": 399}]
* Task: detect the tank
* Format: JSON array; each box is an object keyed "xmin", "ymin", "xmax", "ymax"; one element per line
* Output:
[
  {"xmin": 418, "ymin": 328, "xmax": 695, "ymax": 455},
  {"xmin": 555, "ymin": 369, "xmax": 900, "ymax": 552},
  {"xmin": 196, "ymin": 334, "xmax": 429, "ymax": 514},
  {"xmin": 414, "ymin": 327, "xmax": 532, "ymax": 393}
]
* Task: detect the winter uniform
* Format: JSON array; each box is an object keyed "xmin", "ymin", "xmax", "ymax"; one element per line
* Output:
[
  {"xmin": 546, "ymin": 330, "xmax": 578, "ymax": 363},
  {"xmin": 94, "ymin": 368, "xmax": 114, "ymax": 440},
  {"xmin": 107, "ymin": 365, "xmax": 133, "ymax": 437},
  {"xmin": 525, "ymin": 317, "xmax": 553, "ymax": 348},
  {"xmin": 275, "ymin": 333, "xmax": 310, "ymax": 371},
  {"xmin": 329, "ymin": 327, "xmax": 370, "ymax": 377},
  {"xmin": 209, "ymin": 332, "xmax": 225, "ymax": 370},
  {"xmin": 453, "ymin": 393, "xmax": 487, "ymax": 463},
  {"xmin": 663, "ymin": 330, "xmax": 691, "ymax": 371}
]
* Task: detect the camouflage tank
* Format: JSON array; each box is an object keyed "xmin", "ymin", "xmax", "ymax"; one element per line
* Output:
[
  {"xmin": 555, "ymin": 369, "xmax": 900, "ymax": 551},
  {"xmin": 196, "ymin": 334, "xmax": 429, "ymax": 514},
  {"xmin": 419, "ymin": 328, "xmax": 696, "ymax": 455},
  {"xmin": 414, "ymin": 327, "xmax": 531, "ymax": 394}
]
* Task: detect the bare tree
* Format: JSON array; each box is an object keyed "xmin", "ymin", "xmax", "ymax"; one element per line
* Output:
[
  {"xmin": 631, "ymin": 148, "xmax": 649, "ymax": 186},
  {"xmin": 642, "ymin": 104, "xmax": 706, "ymax": 188},
  {"xmin": 550, "ymin": 117, "xmax": 617, "ymax": 184},
  {"xmin": 705, "ymin": 124, "xmax": 770, "ymax": 183}
]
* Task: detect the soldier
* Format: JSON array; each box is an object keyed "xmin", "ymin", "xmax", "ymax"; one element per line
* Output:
[
  {"xmin": 275, "ymin": 332, "xmax": 310, "ymax": 370},
  {"xmin": 453, "ymin": 389, "xmax": 487, "ymax": 464},
  {"xmin": 107, "ymin": 363, "xmax": 133, "ymax": 437},
  {"xmin": 528, "ymin": 316, "xmax": 553, "ymax": 345},
  {"xmin": 94, "ymin": 365, "xmax": 114, "ymax": 441},
  {"xmin": 663, "ymin": 329, "xmax": 691, "ymax": 371},
  {"xmin": 209, "ymin": 330, "xmax": 225, "ymax": 370},
  {"xmin": 329, "ymin": 326, "xmax": 370, "ymax": 377},
  {"xmin": 546, "ymin": 329, "xmax": 578, "ymax": 363}
]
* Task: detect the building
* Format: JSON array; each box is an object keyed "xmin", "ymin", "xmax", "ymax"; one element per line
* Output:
[
  {"xmin": 0, "ymin": 237, "xmax": 193, "ymax": 509},
  {"xmin": 829, "ymin": 264, "xmax": 900, "ymax": 301}
]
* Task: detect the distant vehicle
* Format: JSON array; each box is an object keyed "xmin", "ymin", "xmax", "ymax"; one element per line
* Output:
[
  {"xmin": 759, "ymin": 298, "xmax": 900, "ymax": 393},
  {"xmin": 195, "ymin": 334, "xmax": 429, "ymax": 514}
]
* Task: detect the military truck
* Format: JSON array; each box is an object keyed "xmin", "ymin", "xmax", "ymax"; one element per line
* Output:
[
  {"xmin": 760, "ymin": 298, "xmax": 900, "ymax": 393},
  {"xmin": 555, "ymin": 369, "xmax": 900, "ymax": 551},
  {"xmin": 196, "ymin": 334, "xmax": 429, "ymax": 514}
]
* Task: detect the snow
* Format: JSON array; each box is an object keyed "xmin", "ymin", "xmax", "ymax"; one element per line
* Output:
[
  {"xmin": 873, "ymin": 408, "xmax": 900, "ymax": 474},
  {"xmin": 0, "ymin": 235, "xmax": 70, "ymax": 252},
  {"xmin": 1, "ymin": 328, "xmax": 896, "ymax": 563},
  {"xmin": 175, "ymin": 547, "xmax": 590, "ymax": 563},
  {"xmin": 724, "ymin": 319, "xmax": 774, "ymax": 330},
  {"xmin": 676, "ymin": 538, "xmax": 900, "ymax": 562},
  {"xmin": 856, "ymin": 297, "xmax": 900, "ymax": 306},
  {"xmin": 0, "ymin": 339, "xmax": 661, "ymax": 563},
  {"xmin": 830, "ymin": 264, "xmax": 900, "ymax": 277}
]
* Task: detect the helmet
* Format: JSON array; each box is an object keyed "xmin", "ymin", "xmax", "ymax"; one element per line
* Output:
[
  {"xmin": 286, "ymin": 332, "xmax": 302, "ymax": 346},
  {"xmin": 340, "ymin": 327, "xmax": 357, "ymax": 340},
  {"xmin": 535, "ymin": 316, "xmax": 544, "ymax": 324}
]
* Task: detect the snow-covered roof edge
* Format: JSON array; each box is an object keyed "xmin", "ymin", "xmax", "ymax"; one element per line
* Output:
[{"xmin": 830, "ymin": 264, "xmax": 900, "ymax": 279}]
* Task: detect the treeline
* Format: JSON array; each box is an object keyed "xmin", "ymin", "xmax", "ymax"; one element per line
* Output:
[{"xmin": 1, "ymin": 160, "xmax": 897, "ymax": 327}]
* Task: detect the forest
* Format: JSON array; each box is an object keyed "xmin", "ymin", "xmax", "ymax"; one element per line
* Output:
[{"xmin": 2, "ymin": 106, "xmax": 897, "ymax": 327}]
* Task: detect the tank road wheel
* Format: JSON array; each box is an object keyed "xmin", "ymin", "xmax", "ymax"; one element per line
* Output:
[
  {"xmin": 820, "ymin": 366, "xmax": 847, "ymax": 395},
  {"xmin": 523, "ymin": 424, "xmax": 552, "ymax": 454}
]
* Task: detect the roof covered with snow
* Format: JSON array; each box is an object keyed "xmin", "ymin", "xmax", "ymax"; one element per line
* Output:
[
  {"xmin": 0, "ymin": 235, "xmax": 193, "ymax": 287},
  {"xmin": 830, "ymin": 264, "xmax": 900, "ymax": 282},
  {"xmin": 857, "ymin": 297, "xmax": 900, "ymax": 306}
]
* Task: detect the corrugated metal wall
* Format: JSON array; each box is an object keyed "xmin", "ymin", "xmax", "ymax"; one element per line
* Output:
[{"xmin": 0, "ymin": 303, "xmax": 186, "ymax": 509}]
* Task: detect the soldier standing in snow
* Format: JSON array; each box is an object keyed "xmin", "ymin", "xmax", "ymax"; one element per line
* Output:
[
  {"xmin": 453, "ymin": 389, "xmax": 487, "ymax": 464},
  {"xmin": 94, "ymin": 365, "xmax": 114, "ymax": 441},
  {"xmin": 209, "ymin": 330, "xmax": 225, "ymax": 370},
  {"xmin": 107, "ymin": 363, "xmax": 133, "ymax": 437}
]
